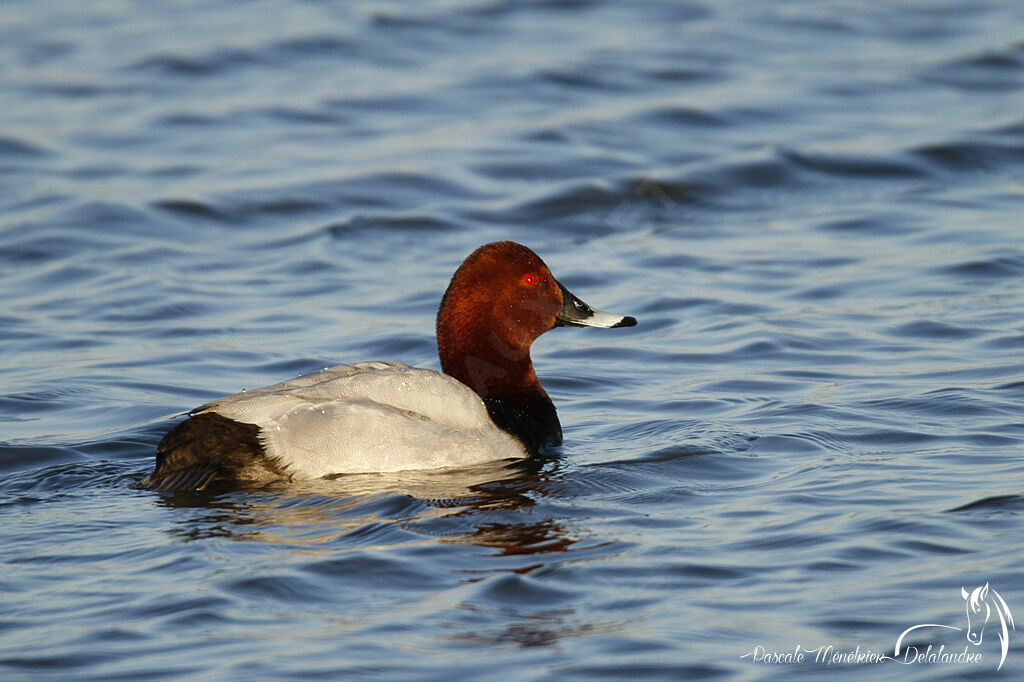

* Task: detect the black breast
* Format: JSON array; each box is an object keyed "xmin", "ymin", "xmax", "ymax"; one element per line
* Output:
[{"xmin": 483, "ymin": 395, "xmax": 562, "ymax": 455}]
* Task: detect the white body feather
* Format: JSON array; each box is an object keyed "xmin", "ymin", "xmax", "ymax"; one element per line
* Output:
[{"xmin": 198, "ymin": 361, "xmax": 527, "ymax": 477}]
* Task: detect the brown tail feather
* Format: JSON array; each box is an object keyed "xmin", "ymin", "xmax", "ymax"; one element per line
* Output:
[{"xmin": 144, "ymin": 412, "xmax": 287, "ymax": 491}]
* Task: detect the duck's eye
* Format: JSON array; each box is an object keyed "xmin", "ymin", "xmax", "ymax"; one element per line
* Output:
[{"xmin": 523, "ymin": 274, "xmax": 538, "ymax": 286}]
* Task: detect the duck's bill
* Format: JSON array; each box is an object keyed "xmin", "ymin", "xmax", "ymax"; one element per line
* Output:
[{"xmin": 555, "ymin": 281, "xmax": 638, "ymax": 329}]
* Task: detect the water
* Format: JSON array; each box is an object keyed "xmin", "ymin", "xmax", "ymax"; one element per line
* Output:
[{"xmin": 2, "ymin": 0, "xmax": 1023, "ymax": 679}]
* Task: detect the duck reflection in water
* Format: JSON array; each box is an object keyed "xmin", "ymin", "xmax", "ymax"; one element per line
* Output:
[
  {"xmin": 150, "ymin": 457, "xmax": 625, "ymax": 649},
  {"xmin": 153, "ymin": 458, "xmax": 573, "ymax": 558}
]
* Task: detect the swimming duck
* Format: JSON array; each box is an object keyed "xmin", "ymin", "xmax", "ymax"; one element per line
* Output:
[{"xmin": 144, "ymin": 241, "xmax": 636, "ymax": 491}]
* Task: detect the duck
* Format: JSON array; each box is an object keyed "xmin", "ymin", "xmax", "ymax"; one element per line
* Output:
[{"xmin": 143, "ymin": 241, "xmax": 636, "ymax": 491}]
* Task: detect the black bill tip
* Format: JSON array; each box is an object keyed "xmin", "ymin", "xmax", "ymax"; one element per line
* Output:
[{"xmin": 555, "ymin": 280, "xmax": 638, "ymax": 329}]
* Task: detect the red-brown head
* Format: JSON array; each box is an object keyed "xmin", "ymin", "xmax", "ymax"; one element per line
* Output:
[{"xmin": 436, "ymin": 241, "xmax": 636, "ymax": 401}]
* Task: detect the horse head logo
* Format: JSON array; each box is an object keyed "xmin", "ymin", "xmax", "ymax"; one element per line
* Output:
[{"xmin": 961, "ymin": 583, "xmax": 1014, "ymax": 668}]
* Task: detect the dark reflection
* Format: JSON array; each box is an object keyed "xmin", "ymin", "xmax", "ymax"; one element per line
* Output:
[
  {"xmin": 452, "ymin": 519, "xmax": 574, "ymax": 557},
  {"xmin": 149, "ymin": 456, "xmax": 577, "ymax": 556}
]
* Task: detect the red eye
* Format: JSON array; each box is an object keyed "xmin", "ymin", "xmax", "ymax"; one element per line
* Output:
[{"xmin": 523, "ymin": 274, "xmax": 538, "ymax": 286}]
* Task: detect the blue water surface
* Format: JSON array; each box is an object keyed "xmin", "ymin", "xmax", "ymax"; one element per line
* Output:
[{"xmin": 2, "ymin": 1, "xmax": 1023, "ymax": 680}]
